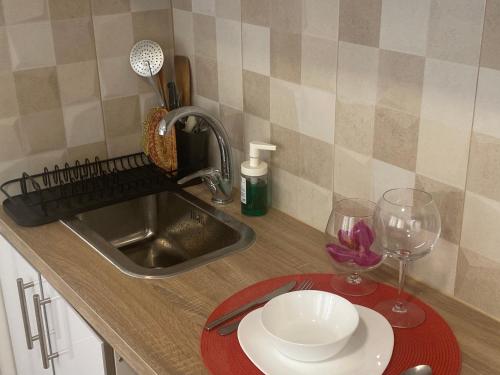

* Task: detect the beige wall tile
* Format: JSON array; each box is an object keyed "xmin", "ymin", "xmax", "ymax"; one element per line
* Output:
[
  {"xmin": 337, "ymin": 42, "xmax": 379, "ymax": 105},
  {"xmin": 474, "ymin": 67, "xmax": 500, "ymax": 139},
  {"xmin": 220, "ymin": 104, "xmax": 243, "ymax": 150},
  {"xmin": 270, "ymin": 30, "xmax": 301, "ymax": 84},
  {"xmin": 270, "ymin": 123, "xmax": 300, "ymax": 176},
  {"xmin": 415, "ymin": 175, "xmax": 464, "ymax": 244},
  {"xmin": 270, "ymin": 0, "xmax": 301, "ymax": 33},
  {"xmin": 339, "ymin": 0, "xmax": 381, "ymax": 47},
  {"xmin": 65, "ymin": 141, "xmax": 107, "ymax": 162},
  {"xmin": 218, "ymin": 63, "xmax": 243, "ymax": 110},
  {"xmin": 242, "ymin": 22, "xmax": 270, "ymax": 76},
  {"xmin": 301, "ymin": 35, "xmax": 336, "ymax": 92},
  {"xmin": 271, "ymin": 166, "xmax": 299, "ymax": 218},
  {"xmin": 0, "ymin": 116, "xmax": 24, "ymax": 161},
  {"xmin": 57, "ymin": 60, "xmax": 100, "ymax": 105},
  {"xmin": 106, "ymin": 132, "xmax": 142, "ymax": 158},
  {"xmin": 241, "ymin": 0, "xmax": 269, "ymax": 27},
  {"xmin": 215, "ymin": 0, "xmax": 240, "ymax": 21},
  {"xmin": 0, "ymin": 28, "xmax": 10, "ymax": 71},
  {"xmin": 19, "ymin": 109, "xmax": 66, "ymax": 153},
  {"xmin": 193, "ymin": 13, "xmax": 216, "ymax": 59},
  {"xmin": 172, "ymin": 0, "xmax": 192, "ymax": 11},
  {"xmin": 455, "ymin": 247, "xmax": 500, "ymax": 319},
  {"xmin": 426, "ymin": 0, "xmax": 485, "ymax": 65},
  {"xmin": 90, "ymin": 0, "xmax": 130, "ymax": 15},
  {"xmin": 194, "ymin": 55, "xmax": 218, "ymax": 101},
  {"xmin": 243, "ymin": 69, "xmax": 269, "ymax": 120},
  {"xmin": 461, "ymin": 191, "xmax": 500, "ymax": 264},
  {"xmin": 2, "ymin": 0, "xmax": 48, "ymax": 25},
  {"xmin": 295, "ymin": 176, "xmax": 333, "ymax": 231},
  {"xmin": 299, "ymin": 134, "xmax": 333, "ymax": 189},
  {"xmin": 52, "ymin": 17, "xmax": 96, "ymax": 64},
  {"xmin": 102, "ymin": 95, "xmax": 140, "ymax": 138},
  {"xmin": 192, "ymin": 0, "xmax": 215, "ymax": 16},
  {"xmin": 243, "ymin": 113, "xmax": 270, "ymax": 154},
  {"xmin": 93, "ymin": 13, "xmax": 133, "ymax": 59},
  {"xmin": 302, "ymin": 0, "xmax": 338, "ymax": 41},
  {"xmin": 98, "ymin": 56, "xmax": 139, "ymax": 100},
  {"xmin": 334, "ymin": 145, "xmax": 372, "ymax": 200},
  {"xmin": 467, "ymin": 133, "xmax": 500, "ymax": 202},
  {"xmin": 379, "ymin": 0, "xmax": 430, "ymax": 56},
  {"xmin": 130, "ymin": 0, "xmax": 170, "ymax": 12},
  {"xmin": 0, "ymin": 72, "xmax": 19, "ymax": 117},
  {"xmin": 132, "ymin": 9, "xmax": 173, "ymax": 51},
  {"xmin": 335, "ymin": 101, "xmax": 374, "ymax": 156},
  {"xmin": 7, "ymin": 21, "xmax": 55, "ymax": 70},
  {"xmin": 62, "ymin": 100, "xmax": 104, "ymax": 147},
  {"xmin": 216, "ymin": 18, "xmax": 242, "ymax": 66},
  {"xmin": 371, "ymin": 158, "xmax": 415, "ymax": 201},
  {"xmin": 481, "ymin": 0, "xmax": 500, "ymax": 70},
  {"xmin": 172, "ymin": 9, "xmax": 194, "ymax": 56},
  {"xmin": 14, "ymin": 67, "xmax": 60, "ymax": 115},
  {"xmin": 408, "ymin": 238, "xmax": 458, "ymax": 295},
  {"xmin": 373, "ymin": 106, "xmax": 419, "ymax": 171},
  {"xmin": 48, "ymin": 0, "xmax": 90, "ymax": 20},
  {"xmin": 376, "ymin": 49, "xmax": 425, "ymax": 116},
  {"xmin": 0, "ymin": 2, "xmax": 4, "ymax": 26},
  {"xmin": 269, "ymin": 77, "xmax": 299, "ymax": 131}
]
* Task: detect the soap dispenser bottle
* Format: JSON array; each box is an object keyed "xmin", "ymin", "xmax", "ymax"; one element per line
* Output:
[{"xmin": 241, "ymin": 141, "xmax": 277, "ymax": 216}]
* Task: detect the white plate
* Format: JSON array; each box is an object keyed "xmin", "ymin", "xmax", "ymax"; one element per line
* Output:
[{"xmin": 237, "ymin": 305, "xmax": 394, "ymax": 375}]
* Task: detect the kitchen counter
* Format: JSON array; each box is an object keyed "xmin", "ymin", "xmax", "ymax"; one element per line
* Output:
[{"xmin": 0, "ymin": 185, "xmax": 498, "ymax": 375}]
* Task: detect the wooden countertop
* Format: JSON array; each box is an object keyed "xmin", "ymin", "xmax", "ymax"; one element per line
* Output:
[{"xmin": 0, "ymin": 186, "xmax": 498, "ymax": 375}]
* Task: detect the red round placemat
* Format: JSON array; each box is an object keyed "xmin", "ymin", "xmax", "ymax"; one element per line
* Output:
[{"xmin": 200, "ymin": 273, "xmax": 461, "ymax": 375}]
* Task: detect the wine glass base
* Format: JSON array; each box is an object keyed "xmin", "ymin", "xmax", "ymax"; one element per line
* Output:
[
  {"xmin": 373, "ymin": 299, "xmax": 426, "ymax": 328},
  {"xmin": 330, "ymin": 274, "xmax": 378, "ymax": 296}
]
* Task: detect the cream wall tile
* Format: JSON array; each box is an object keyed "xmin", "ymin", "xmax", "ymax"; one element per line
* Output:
[
  {"xmin": 338, "ymin": 0, "xmax": 381, "ymax": 47},
  {"xmin": 7, "ymin": 21, "xmax": 55, "ymax": 70},
  {"xmin": 218, "ymin": 63, "xmax": 243, "ymax": 110},
  {"xmin": 215, "ymin": 0, "xmax": 240, "ymax": 21},
  {"xmin": 301, "ymin": 35, "xmax": 337, "ymax": 92},
  {"xmin": 0, "ymin": 116, "xmax": 23, "ymax": 161},
  {"xmin": 231, "ymin": 146, "xmax": 244, "ymax": 186},
  {"xmin": 62, "ymin": 101, "xmax": 105, "ymax": 147},
  {"xmin": 371, "ymin": 158, "xmax": 415, "ymax": 202},
  {"xmin": 93, "ymin": 13, "xmax": 133, "ymax": 59},
  {"xmin": 194, "ymin": 55, "xmax": 218, "ymax": 101},
  {"xmin": 0, "ymin": 28, "xmax": 11, "ymax": 71},
  {"xmin": 130, "ymin": 0, "xmax": 170, "ymax": 11},
  {"xmin": 192, "ymin": 0, "xmax": 215, "ymax": 16},
  {"xmin": 243, "ymin": 113, "xmax": 271, "ymax": 154},
  {"xmin": 2, "ymin": 0, "xmax": 48, "ymax": 25},
  {"xmin": 98, "ymin": 56, "xmax": 139, "ymax": 100},
  {"xmin": 138, "ymin": 92, "xmax": 157, "ymax": 119},
  {"xmin": 296, "ymin": 177, "xmax": 333, "ymax": 231},
  {"xmin": 216, "ymin": 18, "xmax": 241, "ymax": 66},
  {"xmin": 270, "ymin": 30, "xmax": 301, "ymax": 84},
  {"xmin": 337, "ymin": 42, "xmax": 379, "ymax": 105},
  {"xmin": 270, "ymin": 76, "xmax": 299, "ymax": 130},
  {"xmin": 481, "ymin": 0, "xmax": 500, "ymax": 70},
  {"xmin": 220, "ymin": 104, "xmax": 243, "ymax": 150},
  {"xmin": 0, "ymin": 72, "xmax": 19, "ymax": 117},
  {"xmin": 461, "ymin": 191, "xmax": 500, "ymax": 264},
  {"xmin": 474, "ymin": 67, "xmax": 500, "ymax": 139},
  {"xmin": 426, "ymin": 0, "xmax": 485, "ymax": 66},
  {"xmin": 335, "ymin": 101, "xmax": 374, "ymax": 156},
  {"xmin": 65, "ymin": 141, "xmax": 107, "ymax": 162},
  {"xmin": 302, "ymin": 0, "xmax": 338, "ymax": 41},
  {"xmin": 242, "ymin": 23, "xmax": 270, "ymax": 76},
  {"xmin": 19, "ymin": 109, "xmax": 66, "ymax": 153},
  {"xmin": 106, "ymin": 132, "xmax": 142, "ymax": 158},
  {"xmin": 102, "ymin": 95, "xmax": 140, "ymax": 138},
  {"xmin": 408, "ymin": 238, "xmax": 458, "ymax": 295},
  {"xmin": 270, "ymin": 123, "xmax": 300, "ymax": 176},
  {"xmin": 334, "ymin": 145, "xmax": 372, "ymax": 200},
  {"xmin": 192, "ymin": 94, "xmax": 220, "ymax": 118},
  {"xmin": 243, "ymin": 69, "xmax": 269, "ymax": 120},
  {"xmin": 172, "ymin": 9, "xmax": 194, "ymax": 56},
  {"xmin": 379, "ymin": 0, "xmax": 431, "ymax": 56},
  {"xmin": 271, "ymin": 166, "xmax": 299, "ymax": 218},
  {"xmin": 57, "ymin": 61, "xmax": 100, "ymax": 105}
]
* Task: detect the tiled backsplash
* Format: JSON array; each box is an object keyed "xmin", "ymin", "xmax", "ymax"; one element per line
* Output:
[
  {"xmin": 172, "ymin": 0, "xmax": 500, "ymax": 321},
  {"xmin": 0, "ymin": 0, "xmax": 174, "ymax": 182}
]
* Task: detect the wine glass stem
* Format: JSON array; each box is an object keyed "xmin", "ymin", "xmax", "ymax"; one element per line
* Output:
[
  {"xmin": 394, "ymin": 258, "xmax": 408, "ymax": 313},
  {"xmin": 346, "ymin": 272, "xmax": 362, "ymax": 285}
]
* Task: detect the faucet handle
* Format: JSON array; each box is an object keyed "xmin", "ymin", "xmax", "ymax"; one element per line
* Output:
[{"xmin": 177, "ymin": 167, "xmax": 221, "ymax": 185}]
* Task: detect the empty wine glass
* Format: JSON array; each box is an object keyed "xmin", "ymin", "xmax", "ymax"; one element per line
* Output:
[
  {"xmin": 324, "ymin": 198, "xmax": 385, "ymax": 296},
  {"xmin": 372, "ymin": 188, "xmax": 441, "ymax": 328}
]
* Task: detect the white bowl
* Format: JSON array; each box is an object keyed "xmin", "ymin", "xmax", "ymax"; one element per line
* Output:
[{"xmin": 260, "ymin": 290, "xmax": 359, "ymax": 362}]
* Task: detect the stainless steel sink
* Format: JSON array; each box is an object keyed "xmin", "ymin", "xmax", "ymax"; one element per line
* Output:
[{"xmin": 61, "ymin": 190, "xmax": 255, "ymax": 278}]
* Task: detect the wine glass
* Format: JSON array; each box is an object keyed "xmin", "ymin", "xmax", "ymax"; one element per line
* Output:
[
  {"xmin": 324, "ymin": 198, "xmax": 385, "ymax": 296},
  {"xmin": 372, "ymin": 188, "xmax": 441, "ymax": 328}
]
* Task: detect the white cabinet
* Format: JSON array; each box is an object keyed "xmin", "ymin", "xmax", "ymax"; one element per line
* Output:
[{"xmin": 0, "ymin": 235, "xmax": 113, "ymax": 375}]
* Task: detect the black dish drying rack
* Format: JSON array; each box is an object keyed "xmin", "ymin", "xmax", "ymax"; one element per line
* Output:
[{"xmin": 1, "ymin": 152, "xmax": 193, "ymax": 226}]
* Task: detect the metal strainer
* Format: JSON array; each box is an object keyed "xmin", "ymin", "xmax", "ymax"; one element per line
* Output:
[{"xmin": 130, "ymin": 40, "xmax": 164, "ymax": 77}]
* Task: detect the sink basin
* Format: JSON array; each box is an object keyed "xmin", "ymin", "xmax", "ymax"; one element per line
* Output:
[{"xmin": 61, "ymin": 190, "xmax": 255, "ymax": 278}]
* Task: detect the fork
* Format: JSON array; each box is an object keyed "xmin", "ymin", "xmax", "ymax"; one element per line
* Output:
[{"xmin": 217, "ymin": 279, "xmax": 314, "ymax": 336}]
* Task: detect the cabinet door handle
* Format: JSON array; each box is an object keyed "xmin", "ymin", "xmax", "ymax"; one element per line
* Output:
[
  {"xmin": 33, "ymin": 294, "xmax": 59, "ymax": 369},
  {"xmin": 16, "ymin": 278, "xmax": 38, "ymax": 349}
]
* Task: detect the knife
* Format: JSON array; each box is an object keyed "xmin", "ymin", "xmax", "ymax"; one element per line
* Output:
[{"xmin": 205, "ymin": 280, "xmax": 297, "ymax": 331}]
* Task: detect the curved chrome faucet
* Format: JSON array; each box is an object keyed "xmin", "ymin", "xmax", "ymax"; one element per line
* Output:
[{"xmin": 159, "ymin": 106, "xmax": 233, "ymax": 204}]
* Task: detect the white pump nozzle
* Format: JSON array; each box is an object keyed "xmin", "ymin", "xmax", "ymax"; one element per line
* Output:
[{"xmin": 249, "ymin": 141, "xmax": 276, "ymax": 167}]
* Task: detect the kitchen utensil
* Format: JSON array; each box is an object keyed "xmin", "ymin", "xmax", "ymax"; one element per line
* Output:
[
  {"xmin": 373, "ymin": 188, "xmax": 441, "ymax": 328},
  {"xmin": 167, "ymin": 81, "xmax": 179, "ymax": 110},
  {"xmin": 130, "ymin": 40, "xmax": 166, "ymax": 107},
  {"xmin": 324, "ymin": 198, "xmax": 384, "ymax": 296},
  {"xmin": 400, "ymin": 365, "xmax": 433, "ymax": 375},
  {"xmin": 237, "ymin": 305, "xmax": 394, "ymax": 375},
  {"xmin": 205, "ymin": 280, "xmax": 297, "ymax": 331},
  {"xmin": 261, "ymin": 290, "xmax": 359, "ymax": 362},
  {"xmin": 175, "ymin": 55, "xmax": 191, "ymax": 106},
  {"xmin": 217, "ymin": 279, "xmax": 313, "ymax": 336}
]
